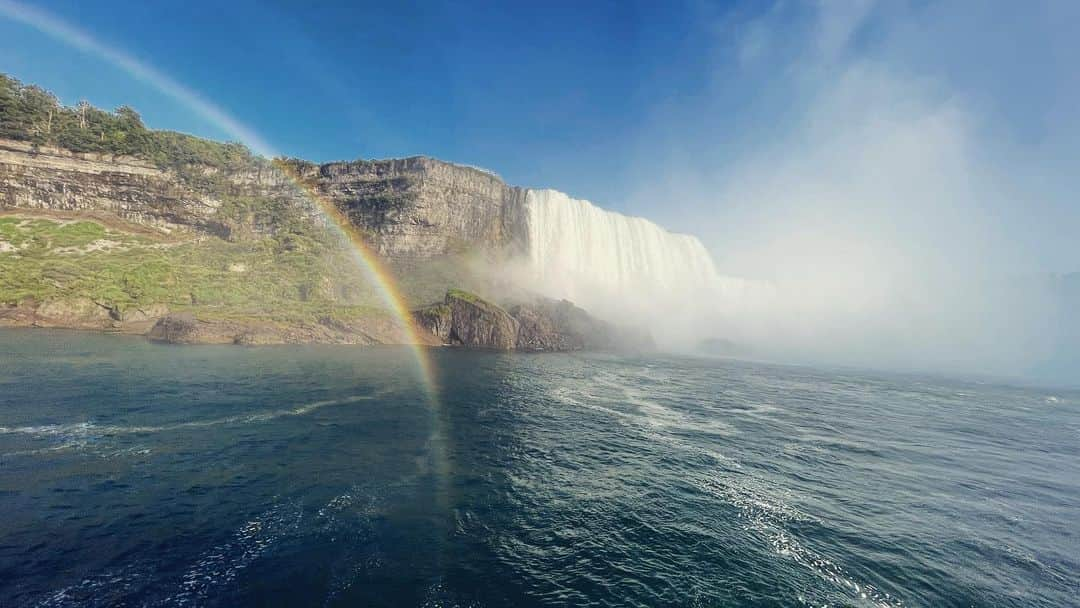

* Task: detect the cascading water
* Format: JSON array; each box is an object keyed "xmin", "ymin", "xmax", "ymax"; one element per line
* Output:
[
  {"xmin": 525, "ymin": 189, "xmax": 719, "ymax": 295},
  {"xmin": 521, "ymin": 189, "xmax": 764, "ymax": 347}
]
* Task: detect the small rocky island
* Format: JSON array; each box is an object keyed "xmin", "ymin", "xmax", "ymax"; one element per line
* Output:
[{"xmin": 0, "ymin": 74, "xmax": 649, "ymax": 351}]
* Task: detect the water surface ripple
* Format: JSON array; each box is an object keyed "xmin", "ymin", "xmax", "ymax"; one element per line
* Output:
[{"xmin": 0, "ymin": 329, "xmax": 1076, "ymax": 607}]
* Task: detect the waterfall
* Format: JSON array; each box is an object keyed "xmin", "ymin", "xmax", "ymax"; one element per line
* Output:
[
  {"xmin": 521, "ymin": 189, "xmax": 762, "ymax": 346},
  {"xmin": 524, "ymin": 189, "xmax": 718, "ymax": 294}
]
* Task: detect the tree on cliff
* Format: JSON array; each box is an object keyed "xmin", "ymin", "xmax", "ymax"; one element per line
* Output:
[
  {"xmin": 0, "ymin": 73, "xmax": 256, "ymax": 172},
  {"xmin": 0, "ymin": 75, "xmax": 60, "ymax": 142}
]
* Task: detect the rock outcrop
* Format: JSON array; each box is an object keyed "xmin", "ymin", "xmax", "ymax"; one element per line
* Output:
[
  {"xmin": 414, "ymin": 290, "xmax": 653, "ymax": 352},
  {"xmin": 412, "ymin": 302, "xmax": 453, "ymax": 343},
  {"xmin": 510, "ymin": 299, "xmax": 654, "ymax": 352},
  {"xmin": 413, "ymin": 289, "xmax": 520, "ymax": 349}
]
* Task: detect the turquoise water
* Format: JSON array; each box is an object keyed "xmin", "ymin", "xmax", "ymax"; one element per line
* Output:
[{"xmin": 0, "ymin": 329, "xmax": 1077, "ymax": 607}]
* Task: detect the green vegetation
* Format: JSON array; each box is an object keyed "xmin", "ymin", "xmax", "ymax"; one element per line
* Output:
[
  {"xmin": 0, "ymin": 216, "xmax": 385, "ymax": 320},
  {"xmin": 388, "ymin": 254, "xmax": 489, "ymax": 307},
  {"xmin": 0, "ymin": 218, "xmax": 106, "ymax": 250},
  {"xmin": 445, "ymin": 288, "xmax": 510, "ymax": 314},
  {"xmin": 0, "ymin": 73, "xmax": 258, "ymax": 173},
  {"xmin": 0, "ymin": 75, "xmax": 378, "ymax": 322},
  {"xmin": 423, "ymin": 303, "xmax": 451, "ymax": 316},
  {"xmin": 447, "ymin": 288, "xmax": 482, "ymax": 303}
]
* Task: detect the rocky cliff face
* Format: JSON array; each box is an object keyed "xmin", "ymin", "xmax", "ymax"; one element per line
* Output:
[
  {"xmin": 0, "ymin": 139, "xmax": 527, "ymax": 258},
  {"xmin": 510, "ymin": 299, "xmax": 654, "ymax": 352},
  {"xmin": 290, "ymin": 157, "xmax": 529, "ymax": 258},
  {"xmin": 1, "ymin": 139, "xmax": 222, "ymax": 234}
]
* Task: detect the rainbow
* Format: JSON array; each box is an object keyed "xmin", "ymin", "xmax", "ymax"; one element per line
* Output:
[
  {"xmin": 274, "ymin": 161, "xmax": 438, "ymax": 400},
  {"xmin": 0, "ymin": 0, "xmax": 439, "ymax": 401}
]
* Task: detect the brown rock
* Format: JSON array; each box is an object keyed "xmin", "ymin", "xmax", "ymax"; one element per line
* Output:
[
  {"xmin": 443, "ymin": 289, "xmax": 519, "ymax": 350},
  {"xmin": 119, "ymin": 303, "xmax": 169, "ymax": 323},
  {"xmin": 413, "ymin": 290, "xmax": 653, "ymax": 352},
  {"xmin": 34, "ymin": 297, "xmax": 112, "ymax": 328}
]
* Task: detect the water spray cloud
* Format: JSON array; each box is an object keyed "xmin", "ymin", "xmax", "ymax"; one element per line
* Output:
[{"xmin": 622, "ymin": 0, "xmax": 1077, "ymax": 382}]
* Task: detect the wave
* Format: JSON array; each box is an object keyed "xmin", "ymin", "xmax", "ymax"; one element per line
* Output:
[
  {"xmin": 699, "ymin": 466, "xmax": 903, "ymax": 607},
  {"xmin": 32, "ymin": 487, "xmax": 391, "ymax": 607},
  {"xmin": 33, "ymin": 563, "xmax": 155, "ymax": 608},
  {"xmin": 548, "ymin": 370, "xmax": 737, "ymax": 436},
  {"xmin": 0, "ymin": 393, "xmax": 378, "ymax": 458},
  {"xmin": 161, "ymin": 500, "xmax": 306, "ymax": 606},
  {"xmin": 548, "ymin": 367, "xmax": 901, "ymax": 607}
]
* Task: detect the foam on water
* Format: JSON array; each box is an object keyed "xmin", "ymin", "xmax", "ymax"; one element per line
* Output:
[
  {"xmin": 546, "ymin": 361, "xmax": 906, "ymax": 608},
  {"xmin": 0, "ymin": 394, "xmax": 377, "ymax": 458},
  {"xmin": 164, "ymin": 501, "xmax": 306, "ymax": 606},
  {"xmin": 32, "ymin": 488, "xmax": 395, "ymax": 608},
  {"xmin": 699, "ymin": 473, "xmax": 903, "ymax": 608}
]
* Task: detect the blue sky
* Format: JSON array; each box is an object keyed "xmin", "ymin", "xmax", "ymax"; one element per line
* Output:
[
  {"xmin": 0, "ymin": 0, "xmax": 710, "ymax": 195},
  {"xmin": 1, "ymin": 0, "xmax": 1077, "ymax": 274}
]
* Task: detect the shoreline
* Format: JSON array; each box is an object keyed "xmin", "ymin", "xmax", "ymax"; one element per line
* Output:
[{"xmin": 0, "ymin": 303, "xmax": 424, "ymax": 347}]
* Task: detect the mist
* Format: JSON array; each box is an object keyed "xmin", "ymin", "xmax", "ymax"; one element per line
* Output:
[{"xmin": 594, "ymin": 1, "xmax": 1080, "ymax": 384}]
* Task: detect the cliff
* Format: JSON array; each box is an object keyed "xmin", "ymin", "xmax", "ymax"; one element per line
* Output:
[
  {"xmin": 0, "ymin": 138, "xmax": 626, "ymax": 349},
  {"xmin": 0, "ymin": 139, "xmax": 527, "ymax": 259},
  {"xmin": 286, "ymin": 157, "xmax": 529, "ymax": 259},
  {"xmin": 1, "ymin": 139, "xmax": 232, "ymax": 235},
  {"xmin": 1, "ymin": 72, "xmax": 528, "ymax": 257},
  {"xmin": 0, "ymin": 74, "xmax": 650, "ymax": 351}
]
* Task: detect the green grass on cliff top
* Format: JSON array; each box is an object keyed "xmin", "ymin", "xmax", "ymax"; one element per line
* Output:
[{"xmin": 447, "ymin": 288, "xmax": 482, "ymax": 303}]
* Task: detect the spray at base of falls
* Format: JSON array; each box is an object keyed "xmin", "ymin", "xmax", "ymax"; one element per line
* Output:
[
  {"xmin": 515, "ymin": 189, "xmax": 1072, "ymax": 379},
  {"xmin": 520, "ymin": 189, "xmax": 768, "ymax": 349}
]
